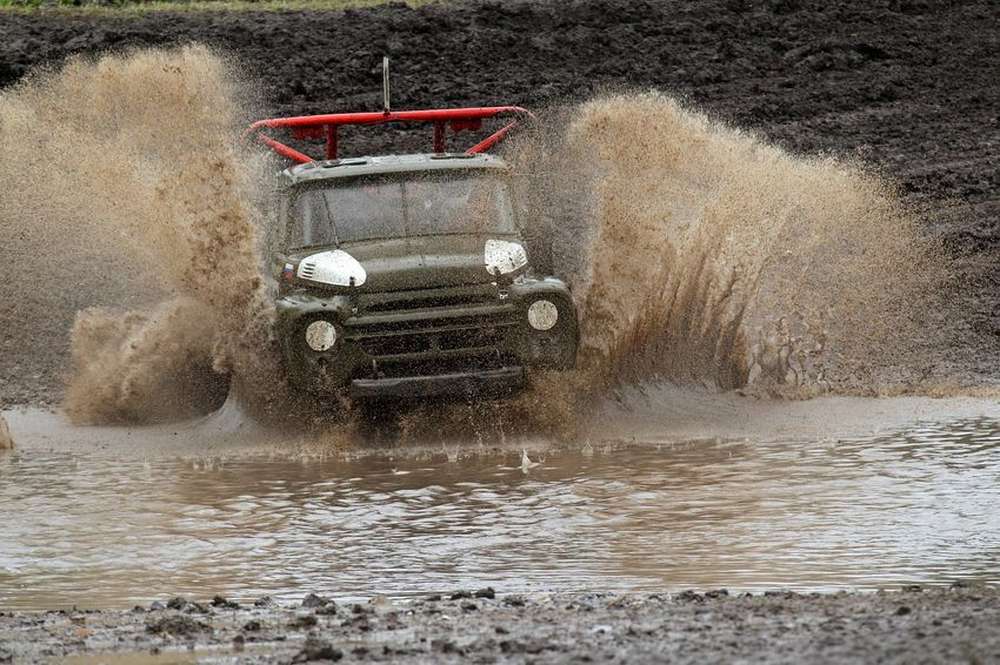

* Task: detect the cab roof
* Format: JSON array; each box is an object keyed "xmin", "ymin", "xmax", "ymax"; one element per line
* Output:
[{"xmin": 282, "ymin": 153, "xmax": 511, "ymax": 186}]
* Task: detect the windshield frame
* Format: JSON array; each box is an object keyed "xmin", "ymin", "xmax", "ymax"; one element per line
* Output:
[{"xmin": 283, "ymin": 169, "xmax": 521, "ymax": 251}]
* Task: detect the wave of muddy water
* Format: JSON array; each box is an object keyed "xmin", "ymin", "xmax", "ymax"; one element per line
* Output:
[
  {"xmin": 3, "ymin": 47, "xmax": 994, "ymax": 431},
  {"xmin": 3, "ymin": 392, "xmax": 1000, "ymax": 610}
]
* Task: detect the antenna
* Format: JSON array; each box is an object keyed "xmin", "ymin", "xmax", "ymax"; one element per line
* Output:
[{"xmin": 382, "ymin": 56, "xmax": 391, "ymax": 114}]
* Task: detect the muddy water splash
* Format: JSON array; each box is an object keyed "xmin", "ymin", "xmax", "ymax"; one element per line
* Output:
[
  {"xmin": 0, "ymin": 414, "xmax": 12, "ymax": 450},
  {"xmin": 0, "ymin": 46, "xmax": 300, "ymax": 424},
  {"xmin": 0, "ymin": 56, "xmax": 966, "ymax": 430},
  {"xmin": 511, "ymin": 93, "xmax": 950, "ymax": 398}
]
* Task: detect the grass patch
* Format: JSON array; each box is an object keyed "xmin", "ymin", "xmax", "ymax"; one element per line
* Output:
[{"xmin": 0, "ymin": 0, "xmax": 437, "ymax": 14}]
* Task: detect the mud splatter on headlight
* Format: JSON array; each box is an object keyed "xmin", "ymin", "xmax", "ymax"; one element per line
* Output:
[
  {"xmin": 485, "ymin": 239, "xmax": 528, "ymax": 275},
  {"xmin": 527, "ymin": 299, "xmax": 559, "ymax": 331},
  {"xmin": 305, "ymin": 319, "xmax": 337, "ymax": 352}
]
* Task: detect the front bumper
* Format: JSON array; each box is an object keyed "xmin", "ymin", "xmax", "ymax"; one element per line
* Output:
[
  {"xmin": 276, "ymin": 279, "xmax": 577, "ymax": 399},
  {"xmin": 349, "ymin": 366, "xmax": 525, "ymax": 399}
]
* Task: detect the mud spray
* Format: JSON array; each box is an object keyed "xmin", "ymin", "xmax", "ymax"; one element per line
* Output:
[
  {"xmin": 519, "ymin": 93, "xmax": 953, "ymax": 398},
  {"xmin": 0, "ymin": 49, "xmax": 980, "ymax": 437},
  {"xmin": 0, "ymin": 413, "xmax": 12, "ymax": 450},
  {"xmin": 0, "ymin": 46, "xmax": 309, "ymax": 425}
]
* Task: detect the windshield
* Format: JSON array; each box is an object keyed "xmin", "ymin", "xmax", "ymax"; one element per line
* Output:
[{"xmin": 287, "ymin": 172, "xmax": 517, "ymax": 248}]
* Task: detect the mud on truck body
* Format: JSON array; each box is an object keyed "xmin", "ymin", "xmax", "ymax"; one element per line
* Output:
[{"xmin": 248, "ymin": 106, "xmax": 578, "ymax": 401}]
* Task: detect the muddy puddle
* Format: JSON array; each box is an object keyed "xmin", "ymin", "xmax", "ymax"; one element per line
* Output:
[
  {"xmin": 3, "ymin": 392, "xmax": 1000, "ymax": 611},
  {"xmin": 62, "ymin": 650, "xmax": 274, "ymax": 665}
]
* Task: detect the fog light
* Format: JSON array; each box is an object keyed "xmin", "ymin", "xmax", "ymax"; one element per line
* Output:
[
  {"xmin": 305, "ymin": 320, "xmax": 337, "ymax": 351},
  {"xmin": 527, "ymin": 299, "xmax": 559, "ymax": 331}
]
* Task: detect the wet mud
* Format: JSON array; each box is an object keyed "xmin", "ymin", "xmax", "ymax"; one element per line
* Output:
[
  {"xmin": 0, "ymin": 413, "xmax": 12, "ymax": 449},
  {"xmin": 1, "ymin": 0, "xmax": 999, "ymax": 410},
  {"xmin": 2, "ymin": 586, "xmax": 999, "ymax": 664}
]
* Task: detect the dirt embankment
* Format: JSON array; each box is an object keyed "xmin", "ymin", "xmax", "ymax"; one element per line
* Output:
[
  {"xmin": 1, "ymin": 0, "xmax": 998, "ymax": 407},
  {"xmin": 2, "ymin": 586, "xmax": 999, "ymax": 664}
]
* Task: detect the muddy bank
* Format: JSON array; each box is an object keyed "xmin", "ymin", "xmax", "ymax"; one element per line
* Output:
[
  {"xmin": 1, "ymin": 586, "xmax": 998, "ymax": 663},
  {"xmin": 1, "ymin": 0, "xmax": 999, "ymax": 408}
]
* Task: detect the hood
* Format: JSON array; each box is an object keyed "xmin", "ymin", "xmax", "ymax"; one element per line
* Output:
[{"xmin": 289, "ymin": 235, "xmax": 527, "ymax": 293}]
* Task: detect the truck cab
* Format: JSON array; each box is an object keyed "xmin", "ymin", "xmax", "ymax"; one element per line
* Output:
[{"xmin": 271, "ymin": 152, "xmax": 578, "ymax": 400}]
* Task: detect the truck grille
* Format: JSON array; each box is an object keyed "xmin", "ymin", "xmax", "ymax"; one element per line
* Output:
[
  {"xmin": 345, "ymin": 304, "xmax": 520, "ymax": 377},
  {"xmin": 357, "ymin": 285, "xmax": 499, "ymax": 314},
  {"xmin": 355, "ymin": 324, "xmax": 505, "ymax": 356}
]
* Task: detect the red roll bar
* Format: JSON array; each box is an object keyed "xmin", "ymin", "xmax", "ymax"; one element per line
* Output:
[{"xmin": 247, "ymin": 106, "xmax": 533, "ymax": 164}]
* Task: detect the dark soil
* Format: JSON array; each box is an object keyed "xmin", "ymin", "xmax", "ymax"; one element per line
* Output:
[
  {"xmin": 1, "ymin": 0, "xmax": 999, "ymax": 406},
  {"xmin": 2, "ymin": 586, "xmax": 999, "ymax": 664}
]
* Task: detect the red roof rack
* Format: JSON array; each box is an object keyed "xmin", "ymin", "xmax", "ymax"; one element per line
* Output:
[{"xmin": 246, "ymin": 106, "xmax": 532, "ymax": 164}]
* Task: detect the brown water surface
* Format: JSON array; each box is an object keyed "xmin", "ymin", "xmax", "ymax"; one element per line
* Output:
[{"xmin": 2, "ymin": 394, "xmax": 1000, "ymax": 610}]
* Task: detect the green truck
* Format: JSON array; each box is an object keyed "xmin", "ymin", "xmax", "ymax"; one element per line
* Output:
[{"xmin": 249, "ymin": 105, "xmax": 578, "ymax": 401}]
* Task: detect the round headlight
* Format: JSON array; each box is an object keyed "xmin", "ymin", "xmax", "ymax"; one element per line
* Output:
[
  {"xmin": 527, "ymin": 299, "xmax": 559, "ymax": 331},
  {"xmin": 305, "ymin": 320, "xmax": 337, "ymax": 352}
]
